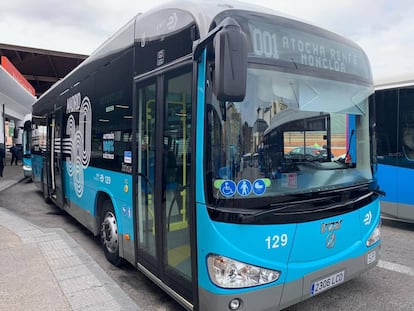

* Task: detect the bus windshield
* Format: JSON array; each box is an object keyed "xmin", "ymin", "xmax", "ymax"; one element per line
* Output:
[{"xmin": 206, "ymin": 66, "xmax": 373, "ymax": 201}]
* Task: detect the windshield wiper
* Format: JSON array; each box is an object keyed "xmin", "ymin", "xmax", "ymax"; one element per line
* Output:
[
  {"xmin": 238, "ymin": 191, "xmax": 375, "ymax": 224},
  {"xmin": 318, "ymin": 182, "xmax": 370, "ymax": 195}
]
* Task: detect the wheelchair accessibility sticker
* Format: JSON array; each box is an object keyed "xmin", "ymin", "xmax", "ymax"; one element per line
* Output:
[{"xmin": 220, "ymin": 180, "xmax": 236, "ymax": 197}]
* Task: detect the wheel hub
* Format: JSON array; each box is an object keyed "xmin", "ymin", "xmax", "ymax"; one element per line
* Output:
[{"xmin": 101, "ymin": 211, "xmax": 118, "ymax": 253}]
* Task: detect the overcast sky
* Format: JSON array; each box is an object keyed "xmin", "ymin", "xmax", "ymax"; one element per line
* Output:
[{"xmin": 1, "ymin": 0, "xmax": 413, "ymax": 83}]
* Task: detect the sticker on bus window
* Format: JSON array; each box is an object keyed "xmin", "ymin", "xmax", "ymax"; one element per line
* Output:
[
  {"xmin": 103, "ymin": 133, "xmax": 115, "ymax": 159},
  {"xmin": 252, "ymin": 179, "xmax": 266, "ymax": 195},
  {"xmin": 237, "ymin": 179, "xmax": 252, "ymax": 196},
  {"xmin": 282, "ymin": 173, "xmax": 297, "ymax": 188},
  {"xmin": 220, "ymin": 180, "xmax": 236, "ymax": 197},
  {"xmin": 124, "ymin": 151, "xmax": 132, "ymax": 164}
]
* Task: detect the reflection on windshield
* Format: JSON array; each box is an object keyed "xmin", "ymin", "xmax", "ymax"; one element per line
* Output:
[{"xmin": 206, "ymin": 68, "xmax": 372, "ymax": 200}]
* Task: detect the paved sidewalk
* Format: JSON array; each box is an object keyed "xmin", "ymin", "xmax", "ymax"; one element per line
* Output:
[
  {"xmin": 0, "ymin": 162, "xmax": 26, "ymax": 192},
  {"xmin": 0, "ymin": 164, "xmax": 140, "ymax": 311}
]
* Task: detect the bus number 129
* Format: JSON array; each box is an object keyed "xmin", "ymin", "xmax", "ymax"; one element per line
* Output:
[{"xmin": 265, "ymin": 234, "xmax": 288, "ymax": 249}]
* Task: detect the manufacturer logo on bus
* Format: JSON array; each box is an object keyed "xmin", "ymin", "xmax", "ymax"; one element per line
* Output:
[
  {"xmin": 321, "ymin": 220, "xmax": 343, "ymax": 234},
  {"xmin": 326, "ymin": 233, "xmax": 336, "ymax": 248},
  {"xmin": 321, "ymin": 219, "xmax": 342, "ymax": 249}
]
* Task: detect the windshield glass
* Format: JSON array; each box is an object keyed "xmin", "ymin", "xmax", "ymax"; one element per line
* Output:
[{"xmin": 206, "ymin": 66, "xmax": 373, "ymax": 200}]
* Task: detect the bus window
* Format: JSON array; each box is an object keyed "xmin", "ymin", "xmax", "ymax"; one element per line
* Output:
[
  {"xmin": 163, "ymin": 71, "xmax": 192, "ymax": 280},
  {"xmin": 375, "ymin": 89, "xmax": 398, "ymax": 159},
  {"xmin": 399, "ymin": 88, "xmax": 414, "ymax": 161}
]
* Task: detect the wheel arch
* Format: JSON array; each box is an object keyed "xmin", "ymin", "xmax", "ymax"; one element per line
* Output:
[
  {"xmin": 96, "ymin": 190, "xmax": 125, "ymax": 266},
  {"xmin": 94, "ymin": 191, "xmax": 114, "ymax": 236}
]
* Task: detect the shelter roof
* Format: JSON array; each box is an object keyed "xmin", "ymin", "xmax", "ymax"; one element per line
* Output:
[{"xmin": 0, "ymin": 43, "xmax": 87, "ymax": 97}]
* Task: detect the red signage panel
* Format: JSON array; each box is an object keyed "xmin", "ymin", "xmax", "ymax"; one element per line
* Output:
[{"xmin": 1, "ymin": 56, "xmax": 35, "ymax": 96}]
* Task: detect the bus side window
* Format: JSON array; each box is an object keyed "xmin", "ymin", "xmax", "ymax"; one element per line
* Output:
[{"xmin": 376, "ymin": 132, "xmax": 390, "ymax": 156}]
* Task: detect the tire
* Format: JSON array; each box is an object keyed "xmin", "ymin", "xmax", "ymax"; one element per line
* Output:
[
  {"xmin": 42, "ymin": 177, "xmax": 51, "ymax": 203},
  {"xmin": 100, "ymin": 200, "xmax": 123, "ymax": 266},
  {"xmin": 305, "ymin": 155, "xmax": 314, "ymax": 161}
]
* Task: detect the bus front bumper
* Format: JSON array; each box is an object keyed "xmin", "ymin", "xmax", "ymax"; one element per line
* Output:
[
  {"xmin": 199, "ymin": 244, "xmax": 380, "ymax": 311},
  {"xmin": 23, "ymin": 165, "xmax": 32, "ymax": 177}
]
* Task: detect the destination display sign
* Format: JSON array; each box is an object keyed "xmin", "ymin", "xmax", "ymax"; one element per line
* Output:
[{"xmin": 246, "ymin": 20, "xmax": 371, "ymax": 81}]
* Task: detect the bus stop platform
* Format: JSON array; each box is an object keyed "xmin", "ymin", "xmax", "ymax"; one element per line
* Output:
[{"xmin": 0, "ymin": 164, "xmax": 140, "ymax": 310}]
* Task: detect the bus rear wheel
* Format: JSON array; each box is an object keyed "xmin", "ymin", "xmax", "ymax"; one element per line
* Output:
[{"xmin": 100, "ymin": 200, "xmax": 122, "ymax": 266}]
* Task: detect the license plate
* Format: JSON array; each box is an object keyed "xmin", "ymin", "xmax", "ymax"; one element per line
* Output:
[
  {"xmin": 311, "ymin": 270, "xmax": 345, "ymax": 295},
  {"xmin": 367, "ymin": 250, "xmax": 376, "ymax": 265}
]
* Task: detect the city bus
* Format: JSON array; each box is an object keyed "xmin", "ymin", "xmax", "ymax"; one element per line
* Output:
[
  {"xmin": 22, "ymin": 114, "xmax": 32, "ymax": 177},
  {"xmin": 30, "ymin": 1, "xmax": 381, "ymax": 310},
  {"xmin": 373, "ymin": 76, "xmax": 414, "ymax": 222}
]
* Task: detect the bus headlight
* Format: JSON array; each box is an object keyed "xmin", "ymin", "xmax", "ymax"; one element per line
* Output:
[
  {"xmin": 366, "ymin": 221, "xmax": 381, "ymax": 247},
  {"xmin": 207, "ymin": 254, "xmax": 280, "ymax": 288}
]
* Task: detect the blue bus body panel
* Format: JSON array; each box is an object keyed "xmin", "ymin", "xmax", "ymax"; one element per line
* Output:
[
  {"xmin": 197, "ymin": 199, "xmax": 380, "ymax": 294},
  {"xmin": 31, "ymin": 154, "xmax": 43, "ymax": 183},
  {"xmin": 377, "ymin": 163, "xmax": 414, "ymax": 205},
  {"xmin": 377, "ymin": 163, "xmax": 414, "ymax": 221},
  {"xmin": 23, "ymin": 157, "xmax": 31, "ymax": 166},
  {"xmin": 22, "ymin": 157, "xmax": 31, "ymax": 167},
  {"xmin": 287, "ymin": 200, "xmax": 379, "ymax": 279},
  {"xmin": 62, "ymin": 164, "xmax": 134, "ymax": 237}
]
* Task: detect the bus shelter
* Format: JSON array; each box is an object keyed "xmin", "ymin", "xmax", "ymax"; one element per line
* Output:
[{"xmin": 0, "ymin": 56, "xmax": 35, "ymax": 150}]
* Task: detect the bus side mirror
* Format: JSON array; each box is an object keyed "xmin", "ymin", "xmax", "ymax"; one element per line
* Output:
[{"xmin": 213, "ymin": 18, "xmax": 247, "ymax": 102}]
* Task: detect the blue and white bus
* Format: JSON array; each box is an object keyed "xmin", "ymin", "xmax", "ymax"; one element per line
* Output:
[
  {"xmin": 373, "ymin": 76, "xmax": 414, "ymax": 222},
  {"xmin": 30, "ymin": 1, "xmax": 381, "ymax": 310},
  {"xmin": 22, "ymin": 113, "xmax": 32, "ymax": 177}
]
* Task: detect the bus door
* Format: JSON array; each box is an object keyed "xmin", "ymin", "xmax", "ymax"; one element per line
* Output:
[
  {"xmin": 49, "ymin": 108, "xmax": 65, "ymax": 207},
  {"xmin": 134, "ymin": 69, "xmax": 193, "ymax": 302},
  {"xmin": 374, "ymin": 89, "xmax": 399, "ymax": 217},
  {"xmin": 395, "ymin": 89, "xmax": 414, "ymax": 220}
]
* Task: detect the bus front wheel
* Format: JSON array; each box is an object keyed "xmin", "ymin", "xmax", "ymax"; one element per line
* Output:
[{"xmin": 100, "ymin": 200, "xmax": 122, "ymax": 266}]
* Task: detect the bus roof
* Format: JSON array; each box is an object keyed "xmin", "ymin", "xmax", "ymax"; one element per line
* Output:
[
  {"xmin": 35, "ymin": 0, "xmax": 364, "ymax": 106},
  {"xmin": 73, "ymin": 0, "xmax": 305, "ymax": 69},
  {"xmin": 37, "ymin": 0, "xmax": 294, "ymax": 103},
  {"xmin": 136, "ymin": 0, "xmax": 297, "ymax": 35},
  {"xmin": 375, "ymin": 74, "xmax": 414, "ymax": 90}
]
